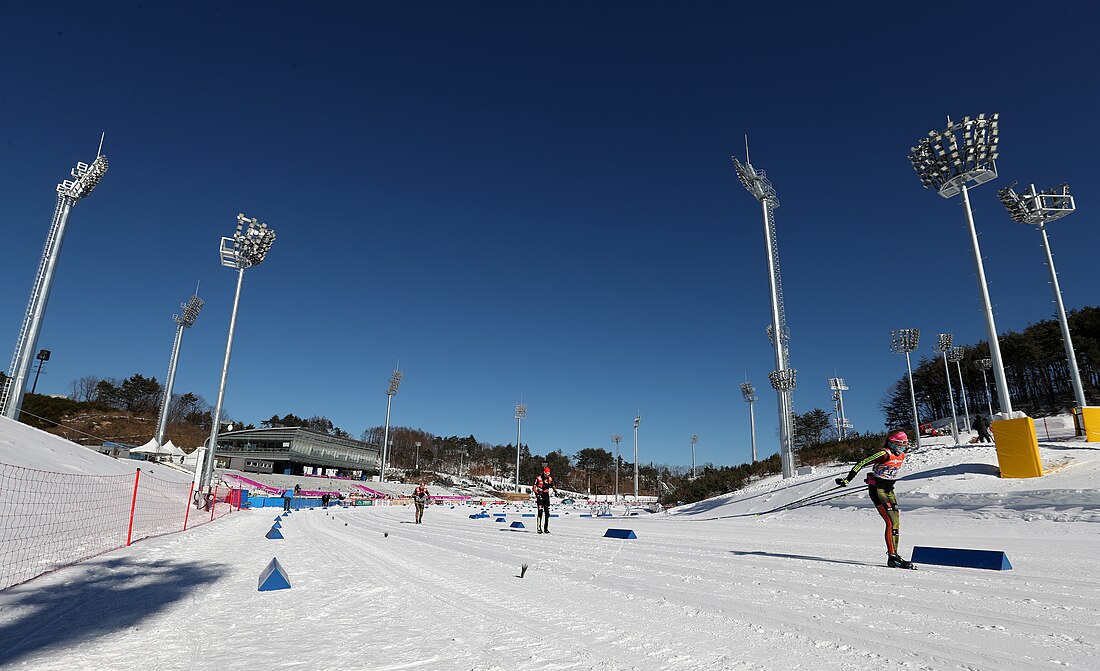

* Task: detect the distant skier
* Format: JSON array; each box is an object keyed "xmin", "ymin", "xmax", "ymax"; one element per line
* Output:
[
  {"xmin": 972, "ymin": 414, "xmax": 993, "ymax": 443},
  {"xmin": 835, "ymin": 430, "xmax": 915, "ymax": 569},
  {"xmin": 412, "ymin": 483, "xmax": 432, "ymax": 524},
  {"xmin": 533, "ymin": 466, "xmax": 557, "ymax": 534}
]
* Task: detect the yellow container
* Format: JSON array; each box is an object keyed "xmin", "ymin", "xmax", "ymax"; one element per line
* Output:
[
  {"xmin": 1080, "ymin": 407, "xmax": 1100, "ymax": 442},
  {"xmin": 991, "ymin": 416, "xmax": 1043, "ymax": 478}
]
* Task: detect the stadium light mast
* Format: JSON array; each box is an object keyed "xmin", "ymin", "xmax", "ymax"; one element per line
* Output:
[
  {"xmin": 2, "ymin": 147, "xmax": 108, "ymax": 420},
  {"xmin": 632, "ymin": 415, "xmax": 641, "ymax": 500},
  {"xmin": 379, "ymin": 368, "xmax": 403, "ymax": 483},
  {"xmin": 998, "ymin": 182, "xmax": 1087, "ymax": 410},
  {"xmin": 513, "ymin": 403, "xmax": 527, "ymax": 492},
  {"xmin": 690, "ymin": 433, "xmax": 698, "ymax": 479},
  {"xmin": 909, "ymin": 114, "xmax": 1012, "ymax": 414},
  {"xmin": 30, "ymin": 349, "xmax": 51, "ymax": 395},
  {"xmin": 975, "ymin": 358, "xmax": 995, "ymax": 415},
  {"xmin": 155, "ymin": 293, "xmax": 204, "ymax": 447},
  {"xmin": 198, "ymin": 213, "xmax": 276, "ymax": 492},
  {"xmin": 414, "ymin": 441, "xmax": 421, "ymax": 471},
  {"xmin": 948, "ymin": 346, "xmax": 971, "ymax": 431},
  {"xmin": 740, "ymin": 381, "xmax": 758, "ymax": 462},
  {"xmin": 611, "ymin": 434, "xmax": 623, "ymax": 503},
  {"xmin": 935, "ymin": 334, "xmax": 961, "ymax": 442},
  {"xmin": 828, "ymin": 377, "xmax": 850, "ymax": 440},
  {"xmin": 732, "ymin": 151, "xmax": 796, "ymax": 478},
  {"xmin": 891, "ymin": 329, "xmax": 922, "ymax": 450}
]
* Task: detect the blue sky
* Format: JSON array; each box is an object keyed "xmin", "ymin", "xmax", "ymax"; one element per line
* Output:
[{"xmin": 2, "ymin": 2, "xmax": 1098, "ymax": 467}]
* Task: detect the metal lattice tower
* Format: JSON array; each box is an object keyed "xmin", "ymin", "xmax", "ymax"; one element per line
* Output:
[
  {"xmin": 2, "ymin": 153, "xmax": 108, "ymax": 419},
  {"xmin": 732, "ymin": 153, "xmax": 796, "ymax": 478}
]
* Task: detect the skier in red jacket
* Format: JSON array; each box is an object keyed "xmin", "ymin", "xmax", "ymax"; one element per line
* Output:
[
  {"xmin": 836, "ymin": 430, "xmax": 915, "ymax": 569},
  {"xmin": 533, "ymin": 466, "xmax": 557, "ymax": 534}
]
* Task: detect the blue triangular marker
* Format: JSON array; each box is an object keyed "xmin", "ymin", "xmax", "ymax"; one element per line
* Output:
[
  {"xmin": 258, "ymin": 557, "xmax": 292, "ymax": 591},
  {"xmin": 266, "ymin": 527, "xmax": 284, "ymax": 539},
  {"xmin": 272, "ymin": 520, "xmax": 282, "ymax": 528}
]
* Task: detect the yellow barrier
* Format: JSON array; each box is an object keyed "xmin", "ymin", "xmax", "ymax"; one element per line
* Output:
[
  {"xmin": 991, "ymin": 416, "xmax": 1043, "ymax": 478},
  {"xmin": 1080, "ymin": 407, "xmax": 1100, "ymax": 442}
]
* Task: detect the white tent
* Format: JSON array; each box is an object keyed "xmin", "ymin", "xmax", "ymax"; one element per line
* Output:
[
  {"xmin": 129, "ymin": 438, "xmax": 162, "ymax": 455},
  {"xmin": 162, "ymin": 440, "xmax": 186, "ymax": 457}
]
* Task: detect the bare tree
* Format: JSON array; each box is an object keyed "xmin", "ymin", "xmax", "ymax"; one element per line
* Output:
[{"xmin": 69, "ymin": 375, "xmax": 100, "ymax": 402}]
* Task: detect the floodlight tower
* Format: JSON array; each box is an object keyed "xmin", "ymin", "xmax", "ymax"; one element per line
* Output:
[
  {"xmin": 948, "ymin": 346, "xmax": 971, "ymax": 430},
  {"xmin": 415, "ymin": 441, "xmax": 421, "ymax": 471},
  {"xmin": 30, "ymin": 349, "xmax": 51, "ymax": 395},
  {"xmin": 611, "ymin": 434, "xmax": 622, "ymax": 503},
  {"xmin": 378, "ymin": 369, "xmax": 403, "ymax": 483},
  {"xmin": 690, "ymin": 433, "xmax": 698, "ymax": 479},
  {"xmin": 198, "ymin": 213, "xmax": 276, "ymax": 491},
  {"xmin": 909, "ymin": 114, "xmax": 1013, "ymax": 415},
  {"xmin": 155, "ymin": 294, "xmax": 204, "ymax": 447},
  {"xmin": 998, "ymin": 182, "xmax": 1087, "ymax": 410},
  {"xmin": 974, "ymin": 358, "xmax": 994, "ymax": 415},
  {"xmin": 513, "ymin": 403, "xmax": 527, "ymax": 492},
  {"xmin": 632, "ymin": 415, "xmax": 641, "ymax": 499},
  {"xmin": 740, "ymin": 382, "xmax": 757, "ymax": 462},
  {"xmin": 2, "ymin": 150, "xmax": 109, "ymax": 420},
  {"xmin": 935, "ymin": 334, "xmax": 961, "ymax": 440},
  {"xmin": 732, "ymin": 153, "xmax": 797, "ymax": 478},
  {"xmin": 890, "ymin": 329, "xmax": 922, "ymax": 449},
  {"xmin": 828, "ymin": 377, "xmax": 850, "ymax": 440}
]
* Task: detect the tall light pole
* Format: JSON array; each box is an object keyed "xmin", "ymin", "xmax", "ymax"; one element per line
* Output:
[
  {"xmin": 155, "ymin": 294, "xmax": 204, "ymax": 447},
  {"xmin": 998, "ymin": 182, "xmax": 1087, "ymax": 410},
  {"xmin": 935, "ymin": 334, "xmax": 960, "ymax": 441},
  {"xmin": 732, "ymin": 152, "xmax": 797, "ymax": 478},
  {"xmin": 740, "ymin": 382, "xmax": 757, "ymax": 462},
  {"xmin": 948, "ymin": 346, "xmax": 971, "ymax": 431},
  {"xmin": 828, "ymin": 377, "xmax": 850, "ymax": 440},
  {"xmin": 513, "ymin": 403, "xmax": 526, "ymax": 492},
  {"xmin": 30, "ymin": 349, "xmax": 51, "ymax": 395},
  {"xmin": 611, "ymin": 434, "xmax": 622, "ymax": 503},
  {"xmin": 975, "ymin": 358, "xmax": 995, "ymax": 416},
  {"xmin": 379, "ymin": 369, "xmax": 403, "ymax": 483},
  {"xmin": 199, "ymin": 214, "xmax": 276, "ymax": 492},
  {"xmin": 909, "ymin": 114, "xmax": 1012, "ymax": 414},
  {"xmin": 632, "ymin": 415, "xmax": 640, "ymax": 500},
  {"xmin": 2, "ymin": 149, "xmax": 108, "ymax": 420},
  {"xmin": 414, "ymin": 441, "xmax": 421, "ymax": 471},
  {"xmin": 690, "ymin": 433, "xmax": 698, "ymax": 479},
  {"xmin": 891, "ymin": 329, "xmax": 922, "ymax": 449}
]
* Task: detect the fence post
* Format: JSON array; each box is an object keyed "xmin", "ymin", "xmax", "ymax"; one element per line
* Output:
[
  {"xmin": 126, "ymin": 468, "xmax": 141, "ymax": 546},
  {"xmin": 210, "ymin": 485, "xmax": 219, "ymax": 522},
  {"xmin": 183, "ymin": 481, "xmax": 194, "ymax": 531}
]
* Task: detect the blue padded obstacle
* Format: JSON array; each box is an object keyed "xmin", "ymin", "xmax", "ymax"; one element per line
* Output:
[
  {"xmin": 282, "ymin": 512, "xmax": 290, "ymax": 517},
  {"xmin": 597, "ymin": 513, "xmax": 613, "ymax": 518},
  {"xmin": 258, "ymin": 557, "xmax": 292, "ymax": 591},
  {"xmin": 494, "ymin": 513, "xmax": 506, "ymax": 517},
  {"xmin": 579, "ymin": 513, "xmax": 592, "ymax": 518},
  {"xmin": 272, "ymin": 520, "xmax": 282, "ymax": 529},
  {"xmin": 496, "ymin": 517, "xmax": 507, "ymax": 522},
  {"xmin": 911, "ymin": 546, "xmax": 1012, "ymax": 570},
  {"xmin": 522, "ymin": 513, "xmax": 536, "ymax": 517},
  {"xmin": 603, "ymin": 529, "xmax": 637, "ymax": 539},
  {"xmin": 510, "ymin": 521, "xmax": 525, "ymax": 529},
  {"xmin": 274, "ymin": 516, "xmax": 281, "ymax": 522},
  {"xmin": 265, "ymin": 527, "xmax": 284, "ymax": 539}
]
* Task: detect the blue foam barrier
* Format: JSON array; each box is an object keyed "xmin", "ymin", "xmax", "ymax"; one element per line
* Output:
[
  {"xmin": 272, "ymin": 520, "xmax": 282, "ymax": 529},
  {"xmin": 496, "ymin": 517, "xmax": 506, "ymax": 522},
  {"xmin": 258, "ymin": 557, "xmax": 292, "ymax": 591},
  {"xmin": 522, "ymin": 513, "xmax": 536, "ymax": 517},
  {"xmin": 911, "ymin": 546, "xmax": 1012, "ymax": 570},
  {"xmin": 579, "ymin": 514, "xmax": 592, "ymax": 517},
  {"xmin": 266, "ymin": 527, "xmax": 284, "ymax": 539},
  {"xmin": 597, "ymin": 513, "xmax": 613, "ymax": 518},
  {"xmin": 603, "ymin": 529, "xmax": 637, "ymax": 539},
  {"xmin": 510, "ymin": 521, "xmax": 525, "ymax": 529},
  {"xmin": 494, "ymin": 513, "xmax": 506, "ymax": 517}
]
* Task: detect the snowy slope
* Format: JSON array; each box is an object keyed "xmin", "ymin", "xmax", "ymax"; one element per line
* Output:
[{"xmin": 0, "ymin": 418, "xmax": 1097, "ymax": 670}]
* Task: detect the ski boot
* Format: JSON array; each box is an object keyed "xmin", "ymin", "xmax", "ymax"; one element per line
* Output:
[{"xmin": 888, "ymin": 554, "xmax": 915, "ymax": 569}]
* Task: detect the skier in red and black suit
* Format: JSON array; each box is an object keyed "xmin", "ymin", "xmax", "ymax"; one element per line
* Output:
[
  {"xmin": 533, "ymin": 466, "xmax": 557, "ymax": 534},
  {"xmin": 836, "ymin": 430, "xmax": 915, "ymax": 569}
]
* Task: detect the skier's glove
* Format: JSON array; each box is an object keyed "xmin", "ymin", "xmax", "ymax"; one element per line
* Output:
[{"xmin": 835, "ymin": 478, "xmax": 848, "ymax": 487}]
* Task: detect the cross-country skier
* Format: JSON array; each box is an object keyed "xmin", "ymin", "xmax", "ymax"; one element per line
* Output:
[
  {"xmin": 533, "ymin": 466, "xmax": 557, "ymax": 534},
  {"xmin": 412, "ymin": 483, "xmax": 432, "ymax": 524},
  {"xmin": 835, "ymin": 430, "xmax": 915, "ymax": 569}
]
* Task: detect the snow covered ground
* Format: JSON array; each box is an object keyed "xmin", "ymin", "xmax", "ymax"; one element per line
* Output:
[{"xmin": 0, "ymin": 418, "xmax": 1098, "ymax": 670}]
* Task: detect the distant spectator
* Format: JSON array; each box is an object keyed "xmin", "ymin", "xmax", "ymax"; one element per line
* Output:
[
  {"xmin": 412, "ymin": 483, "xmax": 432, "ymax": 524},
  {"xmin": 972, "ymin": 415, "xmax": 993, "ymax": 443},
  {"xmin": 321, "ymin": 493, "xmax": 331, "ymax": 509},
  {"xmin": 282, "ymin": 487, "xmax": 293, "ymax": 512},
  {"xmin": 294, "ymin": 483, "xmax": 301, "ymax": 495}
]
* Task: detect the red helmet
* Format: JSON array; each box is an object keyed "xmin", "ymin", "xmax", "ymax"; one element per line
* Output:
[
  {"xmin": 887, "ymin": 430, "xmax": 910, "ymax": 450},
  {"xmin": 543, "ymin": 466, "xmax": 551, "ymax": 474}
]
